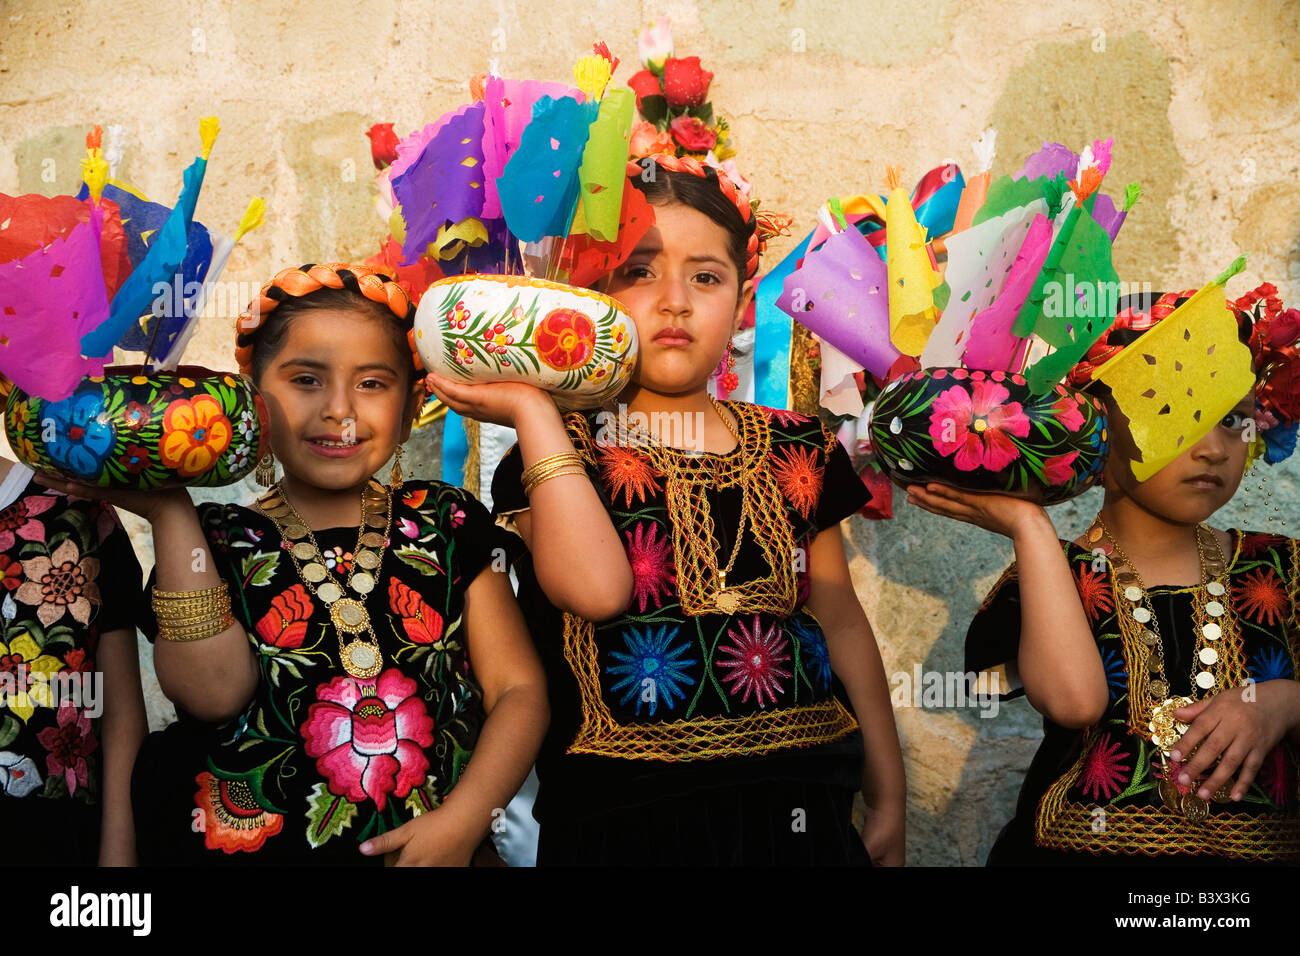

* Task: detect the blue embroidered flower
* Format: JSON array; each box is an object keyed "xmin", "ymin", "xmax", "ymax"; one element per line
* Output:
[
  {"xmin": 1251, "ymin": 646, "xmax": 1295, "ymax": 683},
  {"xmin": 1099, "ymin": 645, "xmax": 1128, "ymax": 700},
  {"xmin": 608, "ymin": 624, "xmax": 696, "ymax": 717},
  {"xmin": 42, "ymin": 391, "xmax": 115, "ymax": 479},
  {"xmin": 789, "ymin": 616, "xmax": 832, "ymax": 691}
]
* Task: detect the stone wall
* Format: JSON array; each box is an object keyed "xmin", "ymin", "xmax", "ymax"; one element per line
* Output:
[{"xmin": 2, "ymin": 0, "xmax": 1297, "ymax": 865}]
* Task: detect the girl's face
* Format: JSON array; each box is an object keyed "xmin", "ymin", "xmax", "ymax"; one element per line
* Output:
[
  {"xmin": 1104, "ymin": 389, "xmax": 1256, "ymax": 523},
  {"xmin": 254, "ymin": 308, "xmax": 422, "ymax": 497},
  {"xmin": 604, "ymin": 202, "xmax": 754, "ymax": 398}
]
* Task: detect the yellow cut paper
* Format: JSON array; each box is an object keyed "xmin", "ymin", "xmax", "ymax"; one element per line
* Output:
[
  {"xmin": 884, "ymin": 171, "xmax": 940, "ymax": 356},
  {"xmin": 1094, "ymin": 281, "xmax": 1255, "ymax": 482}
]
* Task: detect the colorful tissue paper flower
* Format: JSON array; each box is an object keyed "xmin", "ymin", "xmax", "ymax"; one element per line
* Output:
[
  {"xmin": 669, "ymin": 115, "xmax": 717, "ymax": 153},
  {"xmin": 927, "ymin": 380, "xmax": 1030, "ymax": 472},
  {"xmin": 662, "ymin": 56, "xmax": 712, "ymax": 108},
  {"xmin": 300, "ymin": 669, "xmax": 435, "ymax": 811},
  {"xmin": 367, "ymin": 123, "xmax": 400, "ymax": 170}
]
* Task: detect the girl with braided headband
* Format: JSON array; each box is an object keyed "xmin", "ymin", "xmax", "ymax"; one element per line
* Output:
[
  {"xmin": 427, "ymin": 155, "xmax": 905, "ymax": 865},
  {"xmin": 912, "ymin": 286, "xmax": 1300, "ymax": 863},
  {"xmin": 45, "ymin": 262, "xmax": 547, "ymax": 865}
]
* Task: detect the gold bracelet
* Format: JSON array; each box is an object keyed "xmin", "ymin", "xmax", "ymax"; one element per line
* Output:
[
  {"xmin": 152, "ymin": 583, "xmax": 229, "ymax": 600},
  {"xmin": 520, "ymin": 452, "xmax": 585, "ymax": 490},
  {"xmin": 158, "ymin": 612, "xmax": 234, "ymax": 643},
  {"xmin": 523, "ymin": 464, "xmax": 589, "ymax": 497},
  {"xmin": 153, "ymin": 593, "xmax": 231, "ymax": 621}
]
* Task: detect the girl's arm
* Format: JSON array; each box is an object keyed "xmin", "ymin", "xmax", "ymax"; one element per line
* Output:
[
  {"xmin": 33, "ymin": 478, "xmax": 259, "ymax": 721},
  {"xmin": 908, "ymin": 484, "xmax": 1107, "ymax": 727},
  {"xmin": 425, "ymin": 373, "xmax": 633, "ymax": 620},
  {"xmin": 96, "ymin": 627, "xmax": 148, "ymax": 866},
  {"xmin": 805, "ymin": 524, "xmax": 906, "ymax": 865},
  {"xmin": 359, "ymin": 562, "xmax": 548, "ymax": 865}
]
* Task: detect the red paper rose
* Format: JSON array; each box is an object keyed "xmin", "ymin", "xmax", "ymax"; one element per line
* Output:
[
  {"xmin": 669, "ymin": 115, "xmax": 717, "ymax": 153},
  {"xmin": 366, "ymin": 123, "xmax": 399, "ymax": 171},
  {"xmin": 629, "ymin": 120, "xmax": 674, "ymax": 158},
  {"xmin": 627, "ymin": 69, "xmax": 664, "ymax": 111},
  {"xmin": 663, "ymin": 56, "xmax": 712, "ymax": 108}
]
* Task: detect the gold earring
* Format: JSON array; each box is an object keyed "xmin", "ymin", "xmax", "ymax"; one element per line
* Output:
[
  {"xmin": 389, "ymin": 444, "xmax": 405, "ymax": 491},
  {"xmin": 255, "ymin": 452, "xmax": 276, "ymax": 487}
]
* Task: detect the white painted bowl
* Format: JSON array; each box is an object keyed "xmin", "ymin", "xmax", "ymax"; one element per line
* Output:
[{"xmin": 413, "ymin": 275, "xmax": 637, "ymax": 410}]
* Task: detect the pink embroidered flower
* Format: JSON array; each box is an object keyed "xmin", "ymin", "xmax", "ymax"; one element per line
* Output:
[
  {"xmin": 759, "ymin": 406, "xmax": 811, "ymax": 428},
  {"xmin": 1078, "ymin": 732, "xmax": 1130, "ymax": 801},
  {"xmin": 448, "ymin": 505, "xmax": 466, "ymax": 529},
  {"xmin": 927, "ymin": 380, "xmax": 1031, "ymax": 472},
  {"xmin": 0, "ymin": 495, "xmax": 57, "ymax": 552},
  {"xmin": 397, "ymin": 518, "xmax": 419, "ymax": 539},
  {"xmin": 717, "ymin": 617, "xmax": 792, "ymax": 708},
  {"xmin": 1042, "ymin": 451, "xmax": 1080, "ymax": 486},
  {"xmin": 35, "ymin": 703, "xmax": 97, "ymax": 796},
  {"xmin": 624, "ymin": 522, "xmax": 676, "ymax": 613},
  {"xmin": 301, "ymin": 669, "xmax": 435, "ymax": 811}
]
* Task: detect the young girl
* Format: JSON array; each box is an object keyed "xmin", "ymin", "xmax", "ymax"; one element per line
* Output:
[
  {"xmin": 427, "ymin": 157, "xmax": 906, "ymax": 865},
  {"xmin": 39, "ymin": 263, "xmax": 547, "ymax": 864},
  {"xmin": 0, "ymin": 444, "xmax": 147, "ymax": 866},
  {"xmin": 912, "ymin": 290, "xmax": 1300, "ymax": 864}
]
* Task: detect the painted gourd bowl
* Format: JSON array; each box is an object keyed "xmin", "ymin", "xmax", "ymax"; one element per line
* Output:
[
  {"xmin": 4, "ymin": 366, "xmax": 268, "ymax": 490},
  {"xmin": 868, "ymin": 367, "xmax": 1109, "ymax": 504},
  {"xmin": 413, "ymin": 274, "xmax": 637, "ymax": 410}
]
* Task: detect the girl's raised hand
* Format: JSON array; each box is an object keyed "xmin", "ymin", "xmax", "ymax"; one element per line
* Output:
[
  {"xmin": 1169, "ymin": 679, "xmax": 1300, "ymax": 802},
  {"xmin": 31, "ymin": 471, "xmax": 193, "ymax": 523},
  {"xmin": 424, "ymin": 371, "xmax": 557, "ymax": 430},
  {"xmin": 905, "ymin": 482, "xmax": 1049, "ymax": 539}
]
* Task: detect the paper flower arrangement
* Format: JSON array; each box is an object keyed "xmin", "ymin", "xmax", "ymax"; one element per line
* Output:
[
  {"xmin": 0, "ymin": 122, "xmax": 269, "ymax": 489},
  {"xmin": 365, "ymin": 42, "xmax": 646, "ymax": 409}
]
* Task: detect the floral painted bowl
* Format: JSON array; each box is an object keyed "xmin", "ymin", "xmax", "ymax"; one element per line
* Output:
[
  {"xmin": 413, "ymin": 274, "xmax": 637, "ymax": 410},
  {"xmin": 4, "ymin": 366, "xmax": 268, "ymax": 490},
  {"xmin": 869, "ymin": 367, "xmax": 1109, "ymax": 504}
]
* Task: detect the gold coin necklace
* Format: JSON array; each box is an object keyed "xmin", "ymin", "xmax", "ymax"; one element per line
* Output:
[
  {"xmin": 258, "ymin": 479, "xmax": 392, "ymax": 680},
  {"xmin": 1090, "ymin": 515, "xmax": 1231, "ymax": 822},
  {"xmin": 605, "ymin": 397, "xmax": 752, "ymax": 614}
]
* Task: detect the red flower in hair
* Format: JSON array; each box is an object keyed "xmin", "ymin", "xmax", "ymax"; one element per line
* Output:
[
  {"xmin": 663, "ymin": 56, "xmax": 713, "ymax": 108},
  {"xmin": 627, "ymin": 70, "xmax": 663, "ymax": 110},
  {"xmin": 669, "ymin": 115, "xmax": 717, "ymax": 153}
]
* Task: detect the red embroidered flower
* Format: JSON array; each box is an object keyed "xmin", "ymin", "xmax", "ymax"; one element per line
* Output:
[
  {"xmin": 193, "ymin": 771, "xmax": 284, "ymax": 854},
  {"xmin": 62, "ymin": 648, "xmax": 91, "ymax": 673},
  {"xmin": 300, "ymin": 669, "xmax": 435, "ymax": 811},
  {"xmin": 1073, "ymin": 565, "xmax": 1115, "ymax": 623},
  {"xmin": 771, "ymin": 444, "xmax": 823, "ymax": 518},
  {"xmin": 1240, "ymin": 533, "xmax": 1287, "ymax": 559},
  {"xmin": 0, "ymin": 495, "xmax": 56, "ymax": 552},
  {"xmin": 717, "ymin": 617, "xmax": 792, "ymax": 708},
  {"xmin": 663, "ymin": 56, "xmax": 713, "ymax": 108},
  {"xmin": 254, "ymin": 584, "xmax": 314, "ymax": 649},
  {"xmin": 928, "ymin": 380, "xmax": 1031, "ymax": 472},
  {"xmin": 402, "ymin": 488, "xmax": 428, "ymax": 510},
  {"xmin": 1258, "ymin": 746, "xmax": 1295, "ymax": 808},
  {"xmin": 1238, "ymin": 567, "xmax": 1287, "ymax": 626},
  {"xmin": 35, "ymin": 704, "xmax": 97, "ymax": 796},
  {"xmin": 388, "ymin": 578, "xmax": 444, "ymax": 645},
  {"xmin": 0, "ymin": 554, "xmax": 23, "ymax": 592},
  {"xmin": 759, "ymin": 406, "xmax": 811, "ymax": 428},
  {"xmin": 598, "ymin": 445, "xmax": 660, "ymax": 507},
  {"xmin": 624, "ymin": 522, "xmax": 676, "ymax": 613},
  {"xmin": 669, "ymin": 115, "xmax": 717, "ymax": 153},
  {"xmin": 534, "ymin": 308, "xmax": 596, "ymax": 372},
  {"xmin": 1079, "ymin": 732, "xmax": 1130, "ymax": 801}
]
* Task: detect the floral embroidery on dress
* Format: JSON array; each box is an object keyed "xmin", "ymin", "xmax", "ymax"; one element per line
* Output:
[
  {"xmin": 14, "ymin": 538, "xmax": 100, "ymax": 627},
  {"xmin": 718, "ymin": 617, "xmax": 791, "ymax": 708},
  {"xmin": 608, "ymin": 624, "xmax": 697, "ymax": 717},
  {"xmin": 771, "ymin": 445, "xmax": 822, "ymax": 518},
  {"xmin": 598, "ymin": 443, "xmax": 661, "ymax": 508},
  {"xmin": 623, "ymin": 522, "xmax": 675, "ymax": 613}
]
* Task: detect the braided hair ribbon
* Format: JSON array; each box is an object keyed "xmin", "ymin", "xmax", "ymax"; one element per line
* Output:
[{"xmin": 235, "ymin": 262, "xmax": 421, "ymax": 376}]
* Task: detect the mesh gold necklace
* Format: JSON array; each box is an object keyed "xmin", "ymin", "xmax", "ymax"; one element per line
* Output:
[
  {"xmin": 257, "ymin": 479, "xmax": 392, "ymax": 679},
  {"xmin": 1089, "ymin": 514, "xmax": 1231, "ymax": 822}
]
